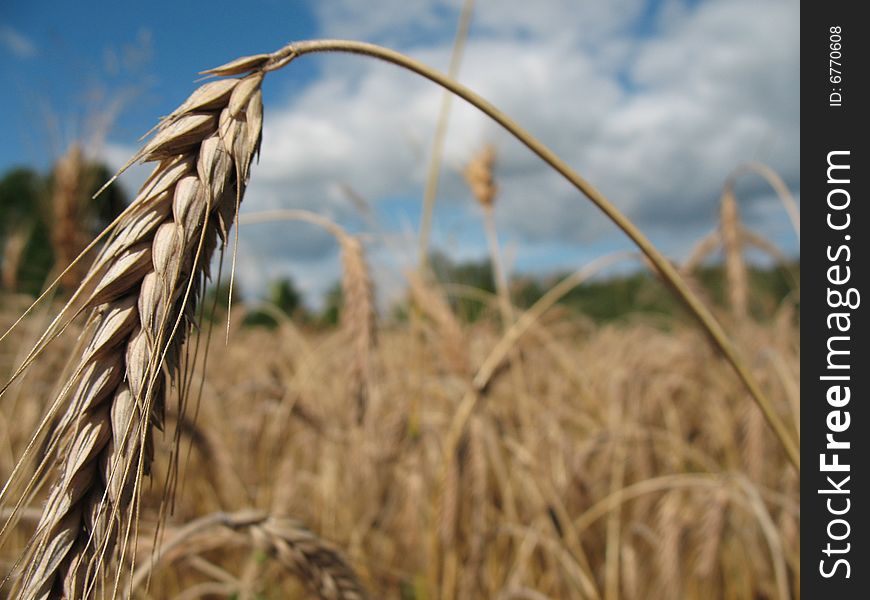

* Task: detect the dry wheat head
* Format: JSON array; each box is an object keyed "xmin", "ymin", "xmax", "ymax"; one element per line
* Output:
[
  {"xmin": 720, "ymin": 186, "xmax": 748, "ymax": 319},
  {"xmin": 51, "ymin": 144, "xmax": 87, "ymax": 290},
  {"xmin": 338, "ymin": 234, "xmax": 377, "ymax": 424},
  {"xmin": 464, "ymin": 144, "xmax": 497, "ymax": 208},
  {"xmin": 15, "ymin": 54, "xmax": 267, "ymax": 599}
]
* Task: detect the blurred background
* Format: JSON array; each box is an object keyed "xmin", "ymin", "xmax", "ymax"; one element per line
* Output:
[
  {"xmin": 1, "ymin": 0, "xmax": 798, "ymax": 314},
  {"xmin": 1, "ymin": 2, "xmax": 800, "ymax": 598}
]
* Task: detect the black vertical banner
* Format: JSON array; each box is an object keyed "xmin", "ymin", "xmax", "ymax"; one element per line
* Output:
[{"xmin": 802, "ymin": 3, "xmax": 868, "ymax": 597}]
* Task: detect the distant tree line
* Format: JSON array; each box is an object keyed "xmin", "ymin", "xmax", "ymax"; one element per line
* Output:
[
  {"xmin": 0, "ymin": 157, "xmax": 126, "ymax": 296},
  {"xmin": 205, "ymin": 251, "xmax": 798, "ymax": 330},
  {"xmin": 2, "ymin": 157, "xmax": 797, "ymax": 326},
  {"xmin": 424, "ymin": 251, "xmax": 798, "ymax": 325}
]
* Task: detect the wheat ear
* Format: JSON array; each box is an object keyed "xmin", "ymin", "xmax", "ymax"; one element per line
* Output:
[
  {"xmin": 338, "ymin": 234, "xmax": 377, "ymax": 423},
  {"xmin": 1, "ymin": 227, "xmax": 30, "ymax": 291},
  {"xmin": 237, "ymin": 209, "xmax": 378, "ymax": 423},
  {"xmin": 51, "ymin": 144, "xmax": 87, "ymax": 290},
  {"xmin": 720, "ymin": 185, "xmax": 748, "ymax": 319},
  {"xmin": 406, "ymin": 270, "xmax": 468, "ymax": 377},
  {"xmin": 130, "ymin": 510, "xmax": 368, "ymax": 600},
  {"xmin": 15, "ymin": 56, "xmax": 266, "ymax": 599}
]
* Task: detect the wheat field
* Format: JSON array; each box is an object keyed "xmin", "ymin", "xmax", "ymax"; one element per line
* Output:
[
  {"xmin": 0, "ymin": 41, "xmax": 799, "ymax": 600},
  {"xmin": 0, "ymin": 296, "xmax": 800, "ymax": 598}
]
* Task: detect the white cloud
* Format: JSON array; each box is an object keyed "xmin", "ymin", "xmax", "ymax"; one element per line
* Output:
[
  {"xmin": 0, "ymin": 25, "xmax": 37, "ymax": 58},
  {"xmin": 104, "ymin": 0, "xmax": 801, "ymax": 303},
  {"xmin": 255, "ymin": 0, "xmax": 798, "ymax": 301},
  {"xmin": 315, "ymin": 0, "xmax": 648, "ymax": 47},
  {"xmin": 263, "ymin": 0, "xmax": 798, "ymax": 238}
]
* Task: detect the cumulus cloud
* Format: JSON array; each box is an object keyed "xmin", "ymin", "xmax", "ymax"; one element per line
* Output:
[
  {"xmin": 260, "ymin": 0, "xmax": 797, "ymax": 249},
  {"xmin": 105, "ymin": 0, "xmax": 801, "ymax": 304}
]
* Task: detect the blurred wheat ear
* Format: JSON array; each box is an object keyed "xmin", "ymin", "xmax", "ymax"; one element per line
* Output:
[
  {"xmin": 238, "ymin": 209, "xmax": 378, "ymax": 424},
  {"xmin": 50, "ymin": 144, "xmax": 88, "ymax": 291},
  {"xmin": 9, "ymin": 57, "xmax": 265, "ymax": 599},
  {"xmin": 130, "ymin": 510, "xmax": 369, "ymax": 600},
  {"xmin": 681, "ymin": 163, "xmax": 800, "ymax": 321},
  {"xmin": 339, "ymin": 234, "xmax": 377, "ymax": 424}
]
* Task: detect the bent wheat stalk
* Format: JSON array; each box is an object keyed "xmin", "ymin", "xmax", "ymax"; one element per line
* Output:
[
  {"xmin": 12, "ymin": 58, "xmax": 265, "ymax": 598},
  {"xmin": 732, "ymin": 161, "xmax": 800, "ymax": 238},
  {"xmin": 260, "ymin": 39, "xmax": 799, "ymax": 471}
]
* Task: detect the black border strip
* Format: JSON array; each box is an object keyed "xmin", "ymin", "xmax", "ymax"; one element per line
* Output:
[{"xmin": 802, "ymin": 4, "xmax": 868, "ymax": 596}]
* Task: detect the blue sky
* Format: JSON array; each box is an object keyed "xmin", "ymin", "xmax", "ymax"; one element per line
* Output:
[
  {"xmin": 1, "ymin": 0, "xmax": 799, "ymax": 306},
  {"xmin": 1, "ymin": 1, "xmax": 320, "ymax": 169}
]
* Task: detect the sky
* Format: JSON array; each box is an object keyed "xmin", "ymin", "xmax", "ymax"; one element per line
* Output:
[{"xmin": 1, "ymin": 0, "xmax": 799, "ymax": 307}]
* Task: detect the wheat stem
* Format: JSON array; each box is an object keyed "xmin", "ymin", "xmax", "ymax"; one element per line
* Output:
[
  {"xmin": 732, "ymin": 162, "xmax": 800, "ymax": 238},
  {"xmin": 417, "ymin": 0, "xmax": 476, "ymax": 268}
]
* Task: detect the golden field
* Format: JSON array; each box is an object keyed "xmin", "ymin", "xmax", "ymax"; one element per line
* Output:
[{"xmin": 1, "ymin": 287, "xmax": 799, "ymax": 599}]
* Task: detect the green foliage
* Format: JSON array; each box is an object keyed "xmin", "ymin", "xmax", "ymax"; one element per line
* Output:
[
  {"xmin": 0, "ymin": 162, "xmax": 127, "ymax": 296},
  {"xmin": 243, "ymin": 277, "xmax": 307, "ymax": 328},
  {"xmin": 83, "ymin": 163, "xmax": 128, "ymax": 233},
  {"xmin": 17, "ymin": 219, "xmax": 54, "ymax": 297},
  {"xmin": 201, "ymin": 279, "xmax": 241, "ymax": 324},
  {"xmin": 270, "ymin": 278, "xmax": 303, "ymax": 315},
  {"xmin": 510, "ymin": 275, "xmax": 546, "ymax": 310},
  {"xmin": 0, "ymin": 168, "xmax": 44, "ymax": 228},
  {"xmin": 556, "ymin": 270, "xmax": 682, "ymax": 322},
  {"xmin": 0, "ymin": 168, "xmax": 49, "ymax": 295},
  {"xmin": 557, "ymin": 260, "xmax": 799, "ymax": 322},
  {"xmin": 404, "ymin": 251, "xmax": 799, "ymax": 326},
  {"xmin": 429, "ymin": 250, "xmax": 495, "ymax": 322},
  {"xmin": 692, "ymin": 260, "xmax": 800, "ymax": 319},
  {"xmin": 318, "ymin": 281, "xmax": 343, "ymax": 326}
]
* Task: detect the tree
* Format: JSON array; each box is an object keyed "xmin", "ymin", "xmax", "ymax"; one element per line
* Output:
[
  {"xmin": 319, "ymin": 281, "xmax": 343, "ymax": 326},
  {"xmin": 201, "ymin": 279, "xmax": 244, "ymax": 324},
  {"xmin": 0, "ymin": 167, "xmax": 49, "ymax": 294},
  {"xmin": 243, "ymin": 277, "xmax": 307, "ymax": 328},
  {"xmin": 0, "ymin": 153, "xmax": 127, "ymax": 296},
  {"xmin": 428, "ymin": 250, "xmax": 495, "ymax": 322}
]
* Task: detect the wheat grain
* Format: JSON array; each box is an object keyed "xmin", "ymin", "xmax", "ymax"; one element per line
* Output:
[
  {"xmin": 655, "ymin": 491, "xmax": 682, "ymax": 598},
  {"xmin": 464, "ymin": 144, "xmax": 497, "ymax": 209},
  {"xmin": 14, "ymin": 60, "xmax": 265, "ymax": 599},
  {"xmin": 461, "ymin": 414, "xmax": 488, "ymax": 599},
  {"xmin": 619, "ymin": 542, "xmax": 639, "ymax": 600},
  {"xmin": 236, "ymin": 209, "xmax": 379, "ymax": 425},
  {"xmin": 0, "ymin": 37, "xmax": 801, "ymax": 598},
  {"xmin": 694, "ymin": 488, "xmax": 728, "ymax": 578},
  {"xmin": 740, "ymin": 401, "xmax": 766, "ymax": 482},
  {"xmin": 256, "ymin": 516, "xmax": 368, "ymax": 600}
]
